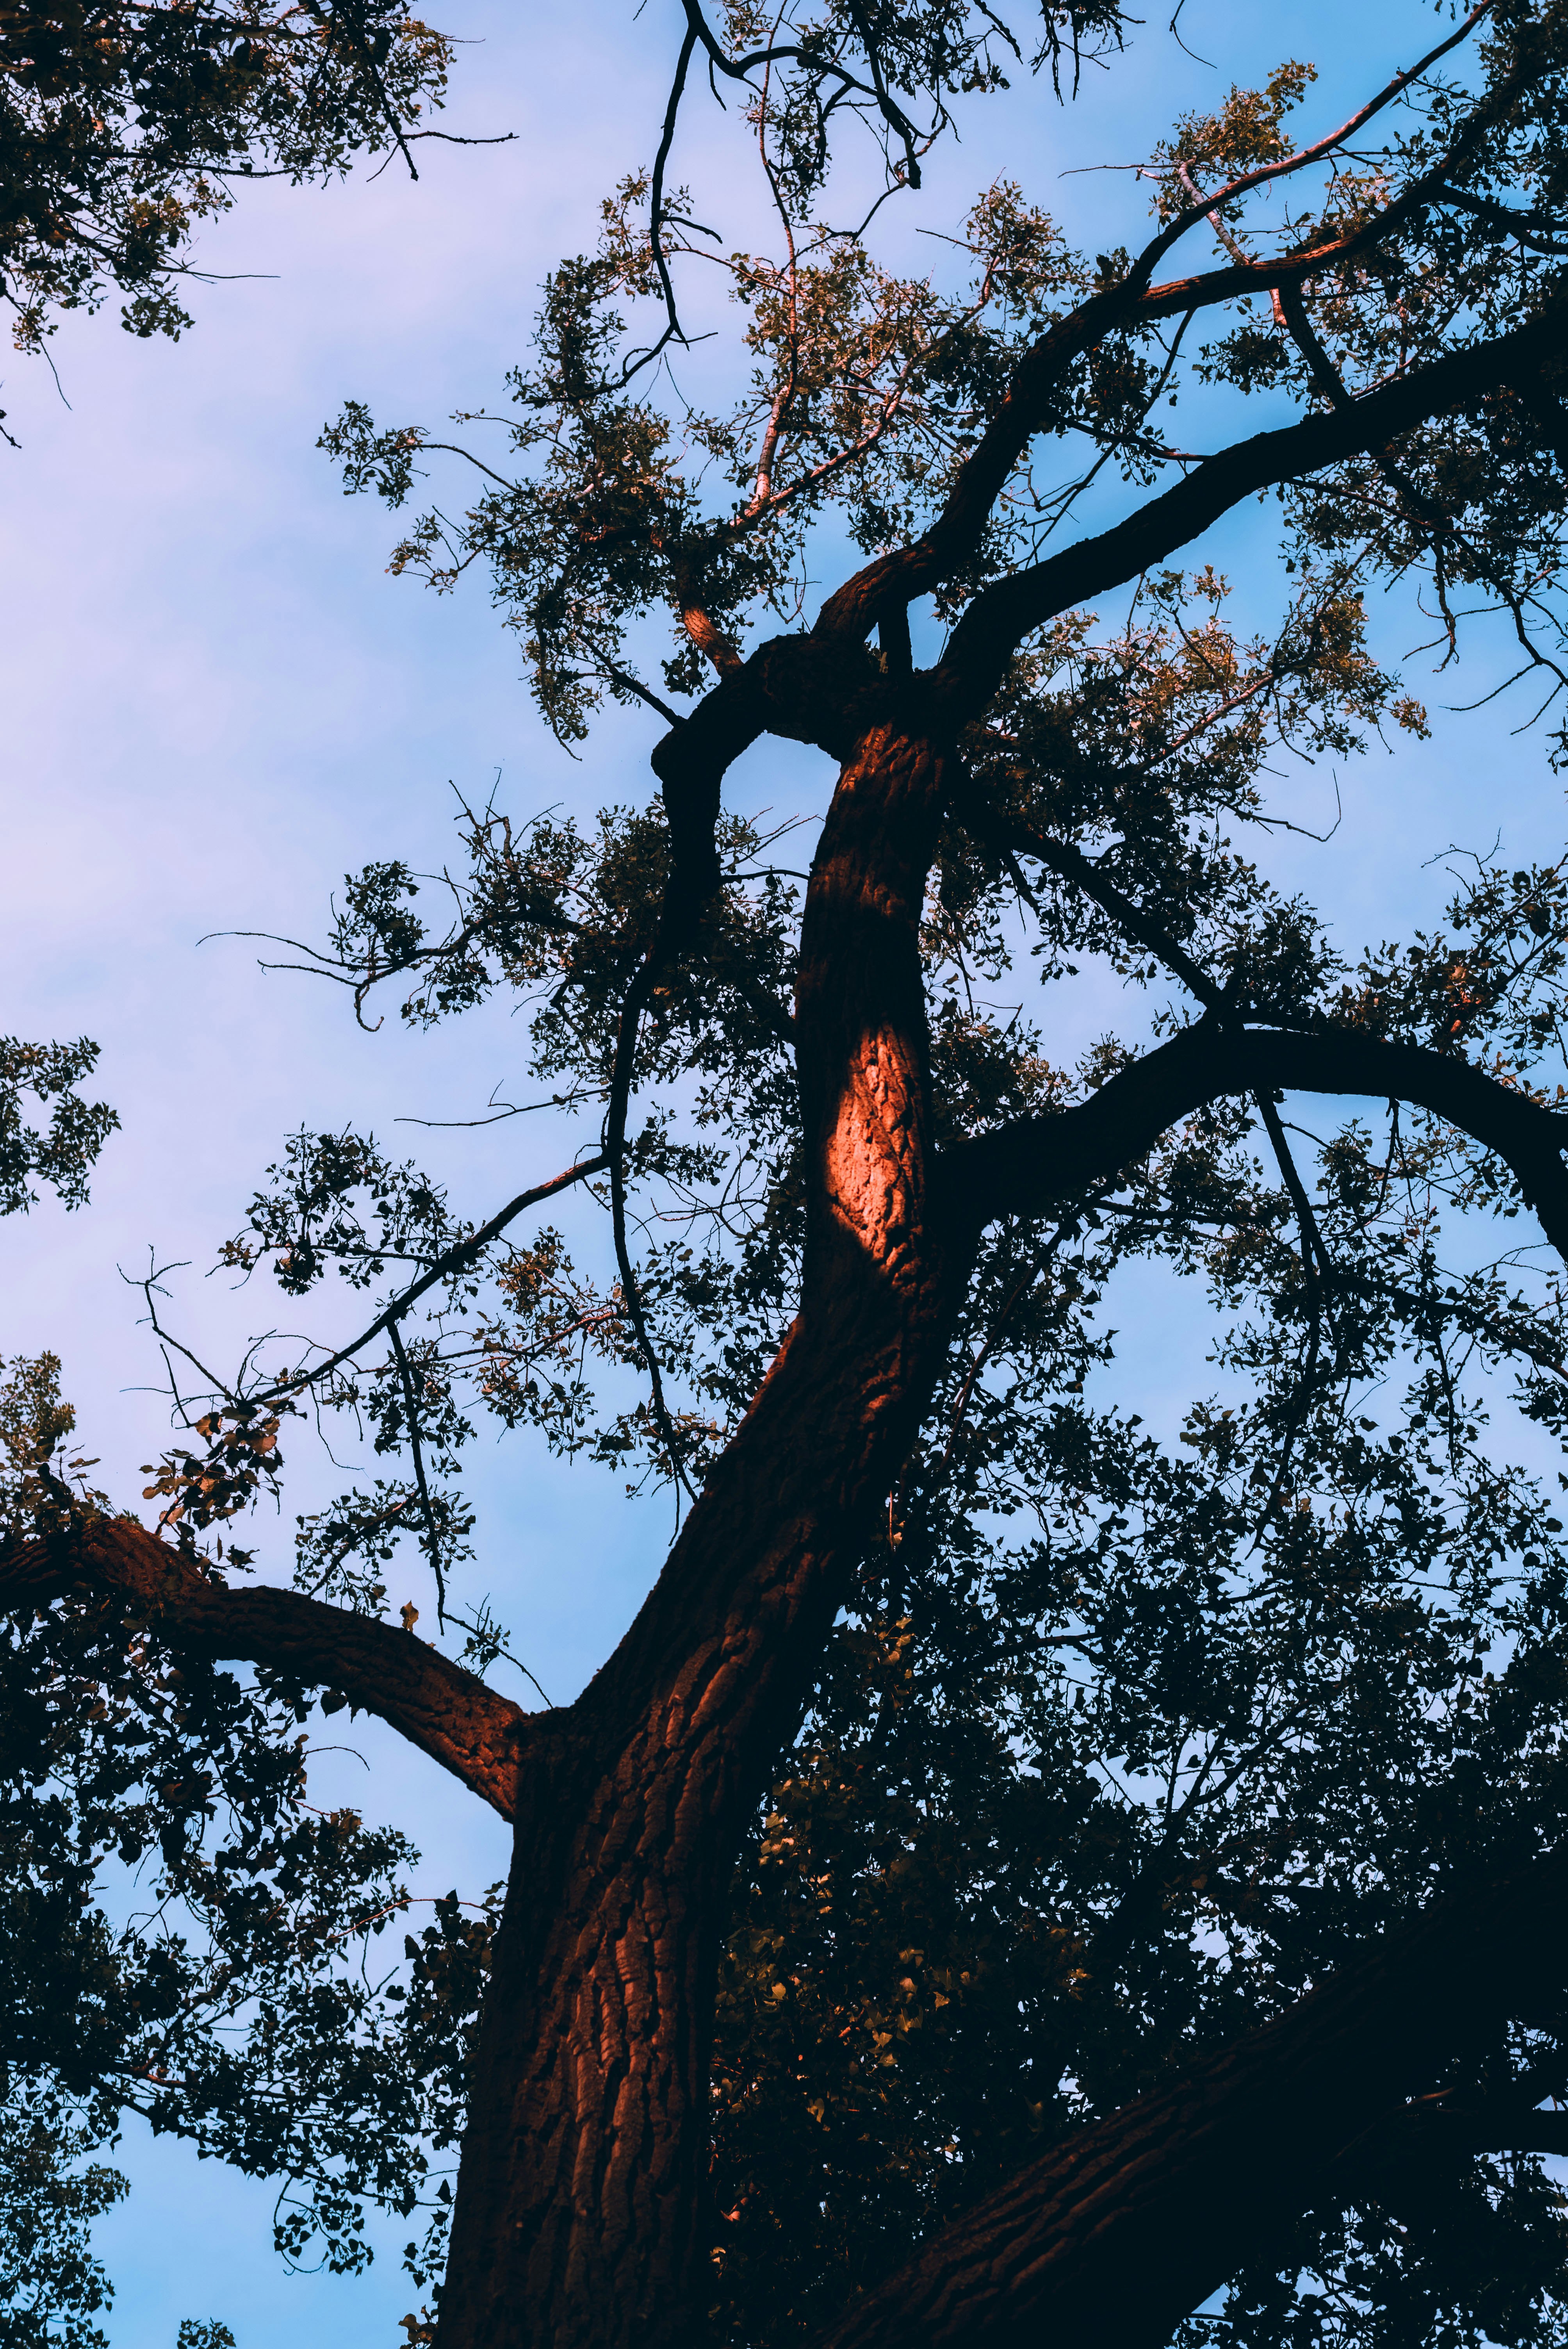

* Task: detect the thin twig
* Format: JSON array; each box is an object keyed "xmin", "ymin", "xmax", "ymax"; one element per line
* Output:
[
  {"xmin": 388, "ymin": 1318, "xmax": 445, "ymax": 1624},
  {"xmin": 247, "ymin": 1152, "xmax": 611, "ymax": 1406},
  {"xmin": 606, "ymin": 970, "xmax": 698, "ymax": 1506}
]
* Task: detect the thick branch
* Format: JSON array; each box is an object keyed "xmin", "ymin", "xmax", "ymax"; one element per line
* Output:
[
  {"xmin": 649, "ymin": 668, "xmax": 772, "ymax": 942},
  {"xmin": 820, "ymin": 1848, "xmax": 1568, "ymax": 2348},
  {"xmin": 1434, "ymin": 183, "xmax": 1568, "ymax": 258},
  {"xmin": 2, "ymin": 1516, "xmax": 531, "ymax": 1820},
  {"xmin": 812, "ymin": 11, "xmax": 1530, "ymax": 646},
  {"xmin": 943, "ymin": 1022, "xmax": 1568, "ymax": 1260},
  {"xmin": 935, "ymin": 308, "xmax": 1564, "ymax": 720},
  {"xmin": 1403, "ymin": 2103, "xmax": 1568, "ymax": 2159},
  {"xmin": 647, "ymin": 633, "xmax": 866, "ymax": 949}
]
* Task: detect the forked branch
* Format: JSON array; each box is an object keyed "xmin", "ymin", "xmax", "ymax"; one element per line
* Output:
[
  {"xmin": 814, "ymin": 7, "xmax": 1538, "ymax": 648},
  {"xmin": 935, "ymin": 308, "xmax": 1566, "ymax": 719}
]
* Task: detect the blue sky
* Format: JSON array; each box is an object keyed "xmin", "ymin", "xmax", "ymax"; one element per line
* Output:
[{"xmin": 2, "ymin": 0, "xmax": 1563, "ymax": 2337}]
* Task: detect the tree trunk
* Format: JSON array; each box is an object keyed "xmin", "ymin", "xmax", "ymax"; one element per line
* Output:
[{"xmin": 436, "ymin": 725, "xmax": 966, "ymax": 2348}]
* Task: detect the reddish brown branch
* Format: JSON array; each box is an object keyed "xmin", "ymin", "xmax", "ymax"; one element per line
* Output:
[
  {"xmin": 3, "ymin": 1516, "xmax": 533, "ymax": 1819},
  {"xmin": 1132, "ymin": 0, "xmax": 1498, "ymax": 281},
  {"xmin": 813, "ymin": 10, "xmax": 1533, "ymax": 651}
]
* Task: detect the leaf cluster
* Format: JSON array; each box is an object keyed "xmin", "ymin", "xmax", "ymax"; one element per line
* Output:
[
  {"xmin": 0, "ymin": 1038, "xmax": 116, "ymax": 1216},
  {"xmin": 0, "ymin": 1355, "xmax": 498, "ymax": 2312},
  {"xmin": 0, "ymin": 0, "xmax": 454, "ymax": 352}
]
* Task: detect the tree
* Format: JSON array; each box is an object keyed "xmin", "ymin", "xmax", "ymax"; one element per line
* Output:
[
  {"xmin": 7, "ymin": 0, "xmax": 1568, "ymax": 2342},
  {"xmin": 0, "ymin": 0, "xmax": 476, "ymax": 381}
]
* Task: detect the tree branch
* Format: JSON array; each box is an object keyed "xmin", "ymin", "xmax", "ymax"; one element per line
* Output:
[
  {"xmin": 2, "ymin": 1516, "xmax": 533, "ymax": 1819},
  {"xmin": 965, "ymin": 799, "xmax": 1222, "ymax": 1012},
  {"xmin": 1434, "ymin": 183, "xmax": 1568, "ymax": 258},
  {"xmin": 1393, "ymin": 2101, "xmax": 1568, "ymax": 2160},
  {"xmin": 676, "ymin": 0, "xmax": 933, "ymax": 181},
  {"xmin": 934, "ymin": 307, "xmax": 1565, "ymax": 720},
  {"xmin": 649, "ymin": 668, "xmax": 772, "ymax": 944},
  {"xmin": 647, "ymin": 632, "xmax": 862, "ymax": 954},
  {"xmin": 819, "ymin": 1846, "xmax": 1568, "ymax": 2348},
  {"xmin": 249, "ymin": 1149, "xmax": 611, "ymax": 1406},
  {"xmin": 1133, "ymin": 1, "xmax": 1497, "ymax": 278},
  {"xmin": 969, "ymin": 793, "xmax": 1350, "ymax": 1513},
  {"xmin": 942, "ymin": 1021, "xmax": 1568, "ymax": 1261},
  {"xmin": 812, "ymin": 7, "xmax": 1533, "ymax": 648}
]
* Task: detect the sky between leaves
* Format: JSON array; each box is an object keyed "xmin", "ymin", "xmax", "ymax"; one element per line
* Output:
[{"xmin": 4, "ymin": 0, "xmax": 1568, "ymax": 2337}]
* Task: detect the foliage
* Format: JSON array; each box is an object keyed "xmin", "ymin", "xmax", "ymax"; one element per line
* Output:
[
  {"xmin": 0, "ymin": 1355, "xmax": 497, "ymax": 2312},
  {"xmin": 710, "ymin": 1262, "xmax": 1568, "ymax": 2339},
  {"xmin": 0, "ymin": 0, "xmax": 456, "ymax": 361},
  {"xmin": 0, "ymin": 1040, "xmax": 115, "ymax": 1216},
  {"xmin": 0, "ymin": 2095, "xmax": 124, "ymax": 2349}
]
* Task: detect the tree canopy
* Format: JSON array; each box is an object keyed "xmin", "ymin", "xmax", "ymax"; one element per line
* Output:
[{"xmin": 8, "ymin": 0, "xmax": 1568, "ymax": 2344}]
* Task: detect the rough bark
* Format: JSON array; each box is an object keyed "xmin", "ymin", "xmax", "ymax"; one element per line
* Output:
[
  {"xmin": 17, "ymin": 755, "xmax": 1568, "ymax": 2349},
  {"xmin": 437, "ymin": 983, "xmax": 1568, "ymax": 2347},
  {"xmin": 18, "ymin": 961, "xmax": 1568, "ymax": 2349},
  {"xmin": 431, "ymin": 734, "xmax": 1568, "ymax": 2345},
  {"xmin": 820, "ymin": 1849, "xmax": 1568, "ymax": 2349},
  {"xmin": 435, "ymin": 727, "xmax": 966, "ymax": 2349},
  {"xmin": 16, "ymin": 919, "xmax": 1568, "ymax": 2349},
  {"xmin": 10, "ymin": 50, "xmax": 1567, "ymax": 2329},
  {"xmin": 2, "ymin": 1516, "xmax": 531, "ymax": 1818}
]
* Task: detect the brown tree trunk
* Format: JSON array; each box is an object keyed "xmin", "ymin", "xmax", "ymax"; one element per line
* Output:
[
  {"xmin": 435, "ymin": 724, "xmax": 967, "ymax": 2348},
  {"xmin": 428, "ymin": 653, "xmax": 1568, "ymax": 2336}
]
